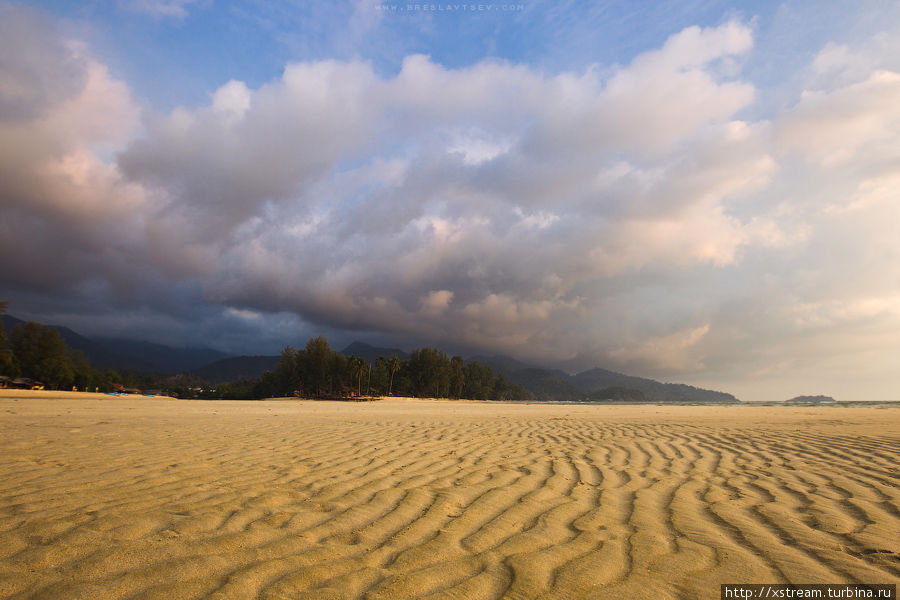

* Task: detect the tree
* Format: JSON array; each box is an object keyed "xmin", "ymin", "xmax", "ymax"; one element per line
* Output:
[
  {"xmin": 463, "ymin": 361, "xmax": 494, "ymax": 399},
  {"xmin": 329, "ymin": 351, "xmax": 348, "ymax": 397},
  {"xmin": 387, "ymin": 355, "xmax": 400, "ymax": 396},
  {"xmin": 0, "ymin": 301, "xmax": 6, "ymax": 352},
  {"xmin": 491, "ymin": 374, "xmax": 531, "ymax": 401},
  {"xmin": 449, "ymin": 356, "xmax": 465, "ymax": 398},
  {"xmin": 347, "ymin": 355, "xmax": 366, "ymax": 397},
  {"xmin": 69, "ymin": 350, "xmax": 97, "ymax": 391},
  {"xmin": 356, "ymin": 357, "xmax": 368, "ymax": 397},
  {"xmin": 408, "ymin": 348, "xmax": 451, "ymax": 397},
  {"xmin": 304, "ymin": 336, "xmax": 332, "ymax": 397},
  {"xmin": 10, "ymin": 322, "xmax": 38, "ymax": 378},
  {"xmin": 371, "ymin": 356, "xmax": 388, "ymax": 396},
  {"xmin": 492, "ymin": 374, "xmax": 512, "ymax": 400},
  {"xmin": 272, "ymin": 346, "xmax": 299, "ymax": 396},
  {"xmin": 0, "ymin": 301, "xmax": 17, "ymax": 376},
  {"xmin": 10, "ymin": 322, "xmax": 73, "ymax": 388}
]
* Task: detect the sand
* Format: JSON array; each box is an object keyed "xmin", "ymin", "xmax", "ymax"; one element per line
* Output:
[{"xmin": 0, "ymin": 393, "xmax": 897, "ymax": 599}]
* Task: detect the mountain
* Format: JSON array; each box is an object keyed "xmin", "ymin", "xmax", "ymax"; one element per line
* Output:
[
  {"xmin": 572, "ymin": 368, "xmax": 738, "ymax": 403},
  {"xmin": 0, "ymin": 315, "xmax": 740, "ymax": 401},
  {"xmin": 469, "ymin": 355, "xmax": 582, "ymax": 400},
  {"xmin": 190, "ymin": 355, "xmax": 280, "ymax": 385},
  {"xmin": 3, "ymin": 315, "xmax": 124, "ymax": 368},
  {"xmin": 468, "ymin": 354, "xmax": 540, "ymax": 374},
  {"xmin": 186, "ymin": 343, "xmax": 413, "ymax": 386},
  {"xmin": 505, "ymin": 367, "xmax": 584, "ymax": 401},
  {"xmin": 469, "ymin": 352, "xmax": 739, "ymax": 403},
  {"xmin": 340, "ymin": 342, "xmax": 409, "ymax": 363},
  {"xmin": 2, "ymin": 315, "xmax": 229, "ymax": 374},
  {"xmin": 189, "ymin": 343, "xmax": 413, "ymax": 386},
  {"xmin": 90, "ymin": 337, "xmax": 229, "ymax": 373}
]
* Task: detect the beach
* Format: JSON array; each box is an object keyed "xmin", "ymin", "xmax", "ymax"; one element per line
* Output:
[{"xmin": 0, "ymin": 394, "xmax": 897, "ymax": 599}]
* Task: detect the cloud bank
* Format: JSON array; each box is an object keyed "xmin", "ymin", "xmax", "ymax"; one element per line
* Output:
[{"xmin": 2, "ymin": 4, "xmax": 900, "ymax": 400}]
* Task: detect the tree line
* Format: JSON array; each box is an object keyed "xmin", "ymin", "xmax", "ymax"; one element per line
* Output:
[
  {"xmin": 0, "ymin": 303, "xmax": 530, "ymax": 401},
  {"xmin": 215, "ymin": 335, "xmax": 532, "ymax": 401},
  {"xmin": 0, "ymin": 302, "xmax": 121, "ymax": 391},
  {"xmin": 0, "ymin": 304, "xmax": 228, "ymax": 396}
]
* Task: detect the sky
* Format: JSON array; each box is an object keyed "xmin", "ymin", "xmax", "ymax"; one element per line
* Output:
[{"xmin": 1, "ymin": 0, "xmax": 899, "ymax": 401}]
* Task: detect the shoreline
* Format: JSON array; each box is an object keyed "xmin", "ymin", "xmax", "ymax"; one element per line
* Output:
[{"xmin": 1, "ymin": 388, "xmax": 896, "ymax": 406}]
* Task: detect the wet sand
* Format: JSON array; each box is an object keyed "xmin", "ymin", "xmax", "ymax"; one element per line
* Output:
[{"xmin": 0, "ymin": 394, "xmax": 897, "ymax": 599}]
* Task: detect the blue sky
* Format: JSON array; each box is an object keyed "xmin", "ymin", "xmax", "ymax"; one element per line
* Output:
[
  {"xmin": 2, "ymin": 0, "xmax": 900, "ymax": 401},
  {"xmin": 31, "ymin": 1, "xmax": 839, "ymax": 106}
]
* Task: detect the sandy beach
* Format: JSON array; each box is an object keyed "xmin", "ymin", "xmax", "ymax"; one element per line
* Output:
[{"xmin": 0, "ymin": 394, "xmax": 897, "ymax": 599}]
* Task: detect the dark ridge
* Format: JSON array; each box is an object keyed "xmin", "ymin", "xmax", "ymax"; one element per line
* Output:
[
  {"xmin": 2, "ymin": 315, "xmax": 228, "ymax": 374},
  {"xmin": 189, "ymin": 355, "xmax": 280, "ymax": 385},
  {"xmin": 340, "ymin": 341, "xmax": 410, "ymax": 363}
]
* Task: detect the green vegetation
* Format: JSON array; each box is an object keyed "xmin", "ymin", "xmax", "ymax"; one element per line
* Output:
[
  {"xmin": 0, "ymin": 301, "xmax": 14, "ymax": 377},
  {"xmin": 0, "ymin": 301, "xmax": 733, "ymax": 403},
  {"xmin": 0, "ymin": 311, "xmax": 529, "ymax": 400},
  {"xmin": 0, "ymin": 311, "xmax": 118, "ymax": 391},
  {"xmin": 569, "ymin": 367, "xmax": 738, "ymax": 403},
  {"xmin": 0, "ymin": 303, "xmax": 199, "ymax": 395},
  {"xmin": 215, "ymin": 336, "xmax": 531, "ymax": 401},
  {"xmin": 506, "ymin": 367, "xmax": 584, "ymax": 401}
]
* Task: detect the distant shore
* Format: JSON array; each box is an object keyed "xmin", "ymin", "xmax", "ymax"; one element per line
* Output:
[
  {"xmin": 0, "ymin": 389, "xmax": 171, "ymax": 401},
  {"xmin": 1, "ymin": 389, "xmax": 896, "ymax": 405}
]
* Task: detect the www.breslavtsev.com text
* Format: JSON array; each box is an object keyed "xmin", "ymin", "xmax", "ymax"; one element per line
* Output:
[{"xmin": 376, "ymin": 4, "xmax": 526, "ymax": 12}]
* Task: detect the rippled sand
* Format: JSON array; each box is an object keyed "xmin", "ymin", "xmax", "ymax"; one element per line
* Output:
[{"xmin": 0, "ymin": 395, "xmax": 897, "ymax": 599}]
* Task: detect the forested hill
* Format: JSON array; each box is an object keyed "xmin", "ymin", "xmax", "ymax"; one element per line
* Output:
[
  {"xmin": 340, "ymin": 342, "xmax": 410, "ymax": 364},
  {"xmin": 187, "ymin": 343, "xmax": 411, "ymax": 385},
  {"xmin": 212, "ymin": 337, "xmax": 530, "ymax": 401},
  {"xmin": 572, "ymin": 368, "xmax": 738, "ymax": 403},
  {"xmin": 1, "ymin": 315, "xmax": 227, "ymax": 373},
  {"xmin": 190, "ymin": 355, "xmax": 280, "ymax": 385},
  {"xmin": 472, "ymin": 356, "xmax": 739, "ymax": 403},
  {"xmin": 1, "ymin": 313, "xmax": 738, "ymax": 402}
]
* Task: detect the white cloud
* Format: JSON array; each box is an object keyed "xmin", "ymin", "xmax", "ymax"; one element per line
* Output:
[
  {"xmin": 610, "ymin": 324, "xmax": 711, "ymax": 373},
  {"xmin": 777, "ymin": 70, "xmax": 900, "ymax": 166},
  {"xmin": 420, "ymin": 290, "xmax": 454, "ymax": 316},
  {"xmin": 527, "ymin": 21, "xmax": 755, "ymax": 159},
  {"xmin": 5, "ymin": 12, "xmax": 900, "ymax": 400},
  {"xmin": 211, "ymin": 80, "xmax": 252, "ymax": 122},
  {"xmin": 447, "ymin": 132, "xmax": 512, "ymax": 165}
]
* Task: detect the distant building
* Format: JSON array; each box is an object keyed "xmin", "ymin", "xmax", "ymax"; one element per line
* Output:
[{"xmin": 111, "ymin": 383, "xmax": 142, "ymax": 394}]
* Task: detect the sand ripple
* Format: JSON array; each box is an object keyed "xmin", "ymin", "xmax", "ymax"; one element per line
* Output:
[{"xmin": 0, "ymin": 398, "xmax": 897, "ymax": 599}]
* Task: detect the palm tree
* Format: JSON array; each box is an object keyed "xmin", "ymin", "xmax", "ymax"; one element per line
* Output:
[
  {"xmin": 388, "ymin": 356, "xmax": 400, "ymax": 396},
  {"xmin": 354, "ymin": 357, "xmax": 366, "ymax": 397}
]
